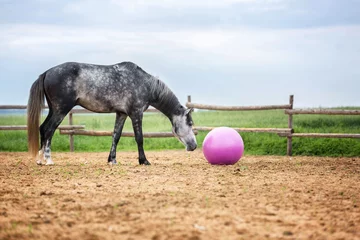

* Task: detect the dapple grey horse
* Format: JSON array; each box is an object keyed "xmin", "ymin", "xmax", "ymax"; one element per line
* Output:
[{"xmin": 27, "ymin": 61, "xmax": 197, "ymax": 165}]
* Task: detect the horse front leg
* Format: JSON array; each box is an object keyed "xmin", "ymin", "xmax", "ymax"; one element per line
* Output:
[
  {"xmin": 108, "ymin": 112, "xmax": 127, "ymax": 165},
  {"xmin": 130, "ymin": 112, "xmax": 150, "ymax": 165}
]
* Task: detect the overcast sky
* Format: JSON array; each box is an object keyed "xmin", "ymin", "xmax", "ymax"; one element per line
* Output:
[{"xmin": 1, "ymin": 0, "xmax": 360, "ymax": 107}]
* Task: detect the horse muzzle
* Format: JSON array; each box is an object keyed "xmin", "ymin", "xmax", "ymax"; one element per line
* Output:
[{"xmin": 186, "ymin": 142, "xmax": 197, "ymax": 151}]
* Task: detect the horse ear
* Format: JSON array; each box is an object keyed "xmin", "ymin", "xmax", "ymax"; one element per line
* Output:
[{"xmin": 185, "ymin": 108, "xmax": 194, "ymax": 115}]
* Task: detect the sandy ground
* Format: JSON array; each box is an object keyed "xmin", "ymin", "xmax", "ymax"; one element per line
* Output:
[{"xmin": 0, "ymin": 150, "xmax": 359, "ymax": 240}]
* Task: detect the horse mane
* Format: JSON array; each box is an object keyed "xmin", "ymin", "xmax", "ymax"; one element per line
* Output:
[
  {"xmin": 128, "ymin": 63, "xmax": 182, "ymax": 118},
  {"xmin": 149, "ymin": 77, "xmax": 182, "ymax": 118}
]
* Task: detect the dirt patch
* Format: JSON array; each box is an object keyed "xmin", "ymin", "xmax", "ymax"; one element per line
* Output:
[{"xmin": 0, "ymin": 151, "xmax": 359, "ymax": 240}]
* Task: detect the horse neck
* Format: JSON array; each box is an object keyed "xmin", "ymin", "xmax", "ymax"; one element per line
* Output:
[{"xmin": 151, "ymin": 88, "xmax": 182, "ymax": 121}]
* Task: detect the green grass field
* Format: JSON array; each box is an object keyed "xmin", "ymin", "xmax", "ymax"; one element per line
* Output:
[{"xmin": 1, "ymin": 110, "xmax": 360, "ymax": 156}]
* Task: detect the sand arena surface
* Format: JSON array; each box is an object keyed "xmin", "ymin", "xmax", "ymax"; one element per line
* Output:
[{"xmin": 0, "ymin": 151, "xmax": 359, "ymax": 240}]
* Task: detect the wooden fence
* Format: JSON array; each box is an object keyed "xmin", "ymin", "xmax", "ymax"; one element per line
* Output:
[
  {"xmin": 1, "ymin": 95, "xmax": 360, "ymax": 155},
  {"xmin": 283, "ymin": 108, "xmax": 360, "ymax": 155},
  {"xmin": 186, "ymin": 95, "xmax": 294, "ymax": 137},
  {"xmin": 186, "ymin": 95, "xmax": 360, "ymax": 156},
  {"xmin": 186, "ymin": 95, "xmax": 294, "ymax": 155}
]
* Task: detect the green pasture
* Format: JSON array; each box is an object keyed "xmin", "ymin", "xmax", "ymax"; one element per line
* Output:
[{"xmin": 0, "ymin": 109, "xmax": 360, "ymax": 156}]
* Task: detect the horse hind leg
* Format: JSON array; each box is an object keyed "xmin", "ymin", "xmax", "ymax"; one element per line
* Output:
[
  {"xmin": 37, "ymin": 109, "xmax": 53, "ymax": 165},
  {"xmin": 39, "ymin": 110, "xmax": 69, "ymax": 165}
]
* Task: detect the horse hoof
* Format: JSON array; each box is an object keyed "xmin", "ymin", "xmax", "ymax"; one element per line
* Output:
[
  {"xmin": 36, "ymin": 160, "xmax": 43, "ymax": 165},
  {"xmin": 45, "ymin": 162, "xmax": 54, "ymax": 166},
  {"xmin": 108, "ymin": 161, "xmax": 118, "ymax": 166},
  {"xmin": 140, "ymin": 160, "xmax": 151, "ymax": 165}
]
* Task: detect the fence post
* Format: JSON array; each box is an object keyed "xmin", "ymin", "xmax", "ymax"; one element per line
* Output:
[
  {"xmin": 69, "ymin": 112, "xmax": 74, "ymax": 152},
  {"xmin": 287, "ymin": 95, "xmax": 294, "ymax": 156},
  {"xmin": 187, "ymin": 95, "xmax": 191, "ymax": 104}
]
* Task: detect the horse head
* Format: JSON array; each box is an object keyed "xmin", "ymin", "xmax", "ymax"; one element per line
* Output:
[{"xmin": 172, "ymin": 108, "xmax": 197, "ymax": 151}]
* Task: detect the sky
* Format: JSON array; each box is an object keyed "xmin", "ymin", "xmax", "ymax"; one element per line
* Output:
[{"xmin": 1, "ymin": 0, "xmax": 360, "ymax": 108}]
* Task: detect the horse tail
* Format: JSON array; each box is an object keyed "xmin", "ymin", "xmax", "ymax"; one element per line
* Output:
[{"xmin": 27, "ymin": 72, "xmax": 46, "ymax": 158}]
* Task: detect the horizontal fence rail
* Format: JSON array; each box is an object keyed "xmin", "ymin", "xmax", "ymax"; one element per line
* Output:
[
  {"xmin": 60, "ymin": 129, "xmax": 197, "ymax": 138},
  {"xmin": 186, "ymin": 103, "xmax": 292, "ymax": 111},
  {"xmin": 0, "ymin": 125, "xmax": 85, "ymax": 131},
  {"xmin": 193, "ymin": 126, "xmax": 293, "ymax": 134},
  {"xmin": 69, "ymin": 108, "xmax": 159, "ymax": 114},
  {"xmin": 0, "ymin": 105, "xmax": 159, "ymax": 113},
  {"xmin": 286, "ymin": 109, "xmax": 360, "ymax": 115},
  {"xmin": 278, "ymin": 133, "xmax": 360, "ymax": 138},
  {"xmin": 0, "ymin": 105, "xmax": 28, "ymax": 109}
]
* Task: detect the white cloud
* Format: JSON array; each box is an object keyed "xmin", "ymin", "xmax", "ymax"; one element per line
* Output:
[
  {"xmin": 64, "ymin": 0, "xmax": 289, "ymax": 19},
  {"xmin": 2, "ymin": 23, "xmax": 360, "ymax": 68},
  {"xmin": 110, "ymin": 0, "xmax": 257, "ymax": 9}
]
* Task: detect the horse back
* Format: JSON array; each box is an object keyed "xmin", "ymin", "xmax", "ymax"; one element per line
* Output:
[{"xmin": 43, "ymin": 62, "xmax": 152, "ymax": 114}]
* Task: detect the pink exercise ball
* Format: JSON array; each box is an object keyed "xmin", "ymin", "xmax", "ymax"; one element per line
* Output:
[{"xmin": 203, "ymin": 127, "xmax": 244, "ymax": 165}]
